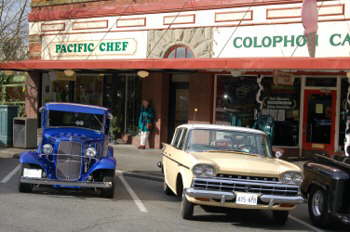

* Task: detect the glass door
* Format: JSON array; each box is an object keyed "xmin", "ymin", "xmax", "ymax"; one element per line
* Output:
[{"xmin": 302, "ymin": 89, "xmax": 336, "ymax": 153}]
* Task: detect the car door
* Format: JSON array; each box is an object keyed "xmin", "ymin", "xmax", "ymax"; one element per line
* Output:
[
  {"xmin": 163, "ymin": 128, "xmax": 187, "ymax": 192},
  {"xmin": 163, "ymin": 128, "xmax": 183, "ymax": 192}
]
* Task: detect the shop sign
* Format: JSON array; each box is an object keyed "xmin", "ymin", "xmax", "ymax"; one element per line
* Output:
[
  {"xmin": 55, "ymin": 39, "xmax": 134, "ymax": 54},
  {"xmin": 213, "ymin": 22, "xmax": 350, "ymax": 57},
  {"xmin": 42, "ymin": 31, "xmax": 147, "ymax": 60},
  {"xmin": 266, "ymin": 97, "xmax": 295, "ymax": 110},
  {"xmin": 232, "ymin": 33, "xmax": 350, "ymax": 49}
]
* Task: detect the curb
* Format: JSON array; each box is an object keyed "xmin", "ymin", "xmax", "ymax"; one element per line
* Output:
[
  {"xmin": 116, "ymin": 170, "xmax": 163, "ymax": 182},
  {"xmin": 0, "ymin": 152, "xmax": 21, "ymax": 159},
  {"xmin": 12, "ymin": 153, "xmax": 20, "ymax": 159}
]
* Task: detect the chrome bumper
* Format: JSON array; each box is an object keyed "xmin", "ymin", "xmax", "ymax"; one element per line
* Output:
[
  {"xmin": 260, "ymin": 195, "xmax": 304, "ymax": 204},
  {"xmin": 20, "ymin": 177, "xmax": 112, "ymax": 188},
  {"xmin": 185, "ymin": 188, "xmax": 304, "ymax": 205},
  {"xmin": 185, "ymin": 188, "xmax": 236, "ymax": 203}
]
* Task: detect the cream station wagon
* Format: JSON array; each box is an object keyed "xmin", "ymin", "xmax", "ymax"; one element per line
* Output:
[{"xmin": 161, "ymin": 124, "xmax": 304, "ymax": 224}]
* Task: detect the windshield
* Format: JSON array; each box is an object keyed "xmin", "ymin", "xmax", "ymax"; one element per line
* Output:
[
  {"xmin": 48, "ymin": 110, "xmax": 104, "ymax": 132},
  {"xmin": 187, "ymin": 129, "xmax": 272, "ymax": 157}
]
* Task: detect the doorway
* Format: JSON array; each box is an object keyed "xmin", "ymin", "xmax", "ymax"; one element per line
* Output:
[
  {"xmin": 168, "ymin": 75, "xmax": 189, "ymax": 141},
  {"xmin": 302, "ymin": 89, "xmax": 336, "ymax": 154}
]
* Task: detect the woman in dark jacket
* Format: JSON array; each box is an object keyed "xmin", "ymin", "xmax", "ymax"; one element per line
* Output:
[{"xmin": 138, "ymin": 100, "xmax": 155, "ymax": 149}]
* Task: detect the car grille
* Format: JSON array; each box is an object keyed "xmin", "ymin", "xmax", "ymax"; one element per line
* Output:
[
  {"xmin": 217, "ymin": 174, "xmax": 279, "ymax": 182},
  {"xmin": 56, "ymin": 141, "xmax": 82, "ymax": 180},
  {"xmin": 192, "ymin": 177, "xmax": 299, "ymax": 196}
]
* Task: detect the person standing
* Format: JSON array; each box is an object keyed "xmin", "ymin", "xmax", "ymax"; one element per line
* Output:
[{"xmin": 138, "ymin": 100, "xmax": 155, "ymax": 149}]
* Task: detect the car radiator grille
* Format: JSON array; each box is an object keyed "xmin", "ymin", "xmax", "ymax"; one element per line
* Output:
[
  {"xmin": 217, "ymin": 174, "xmax": 279, "ymax": 182},
  {"xmin": 192, "ymin": 177, "xmax": 299, "ymax": 196},
  {"xmin": 56, "ymin": 141, "xmax": 82, "ymax": 180}
]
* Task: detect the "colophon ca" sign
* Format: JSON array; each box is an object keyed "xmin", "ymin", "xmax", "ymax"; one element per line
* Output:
[{"xmin": 213, "ymin": 22, "xmax": 350, "ymax": 58}]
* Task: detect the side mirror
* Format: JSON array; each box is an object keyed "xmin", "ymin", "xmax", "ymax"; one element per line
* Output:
[
  {"xmin": 107, "ymin": 113, "xmax": 113, "ymax": 120},
  {"xmin": 39, "ymin": 106, "xmax": 44, "ymax": 113},
  {"xmin": 275, "ymin": 151, "xmax": 283, "ymax": 159}
]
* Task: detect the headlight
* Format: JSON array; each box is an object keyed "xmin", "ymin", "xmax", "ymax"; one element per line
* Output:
[
  {"xmin": 86, "ymin": 147, "xmax": 97, "ymax": 157},
  {"xmin": 42, "ymin": 144, "xmax": 53, "ymax": 154},
  {"xmin": 281, "ymin": 172, "xmax": 303, "ymax": 185},
  {"xmin": 192, "ymin": 164, "xmax": 216, "ymax": 177}
]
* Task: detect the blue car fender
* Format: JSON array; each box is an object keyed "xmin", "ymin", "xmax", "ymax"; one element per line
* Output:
[
  {"xmin": 87, "ymin": 157, "xmax": 116, "ymax": 176},
  {"xmin": 19, "ymin": 151, "xmax": 49, "ymax": 172}
]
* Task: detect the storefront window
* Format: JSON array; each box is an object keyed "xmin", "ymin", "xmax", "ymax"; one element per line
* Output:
[
  {"xmin": 215, "ymin": 75, "xmax": 258, "ymax": 127},
  {"xmin": 261, "ymin": 77, "xmax": 300, "ymax": 146},
  {"xmin": 42, "ymin": 72, "xmax": 75, "ymax": 104},
  {"xmin": 215, "ymin": 75, "xmax": 301, "ymax": 147},
  {"xmin": 75, "ymin": 74, "xmax": 103, "ymax": 105},
  {"xmin": 103, "ymin": 73, "xmax": 141, "ymax": 137},
  {"xmin": 42, "ymin": 71, "xmax": 141, "ymax": 139}
]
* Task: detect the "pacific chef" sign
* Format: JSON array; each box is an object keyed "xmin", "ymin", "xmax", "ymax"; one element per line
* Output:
[{"xmin": 52, "ymin": 38, "xmax": 137, "ymax": 57}]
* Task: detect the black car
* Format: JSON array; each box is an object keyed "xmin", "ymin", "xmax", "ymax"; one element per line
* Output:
[{"xmin": 301, "ymin": 154, "xmax": 350, "ymax": 228}]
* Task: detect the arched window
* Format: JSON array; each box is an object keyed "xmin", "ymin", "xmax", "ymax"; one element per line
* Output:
[{"xmin": 164, "ymin": 45, "xmax": 194, "ymax": 58}]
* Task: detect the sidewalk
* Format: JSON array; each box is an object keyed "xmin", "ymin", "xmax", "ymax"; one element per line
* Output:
[{"xmin": 0, "ymin": 147, "xmax": 29, "ymax": 159}]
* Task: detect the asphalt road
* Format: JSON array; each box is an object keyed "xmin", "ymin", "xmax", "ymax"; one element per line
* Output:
[{"xmin": 0, "ymin": 157, "xmax": 349, "ymax": 232}]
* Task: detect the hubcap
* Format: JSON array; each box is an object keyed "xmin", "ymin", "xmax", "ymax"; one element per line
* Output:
[{"xmin": 311, "ymin": 190, "xmax": 324, "ymax": 217}]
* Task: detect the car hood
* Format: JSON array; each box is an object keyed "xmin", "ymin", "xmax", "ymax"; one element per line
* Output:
[
  {"xmin": 190, "ymin": 151, "xmax": 301, "ymax": 177},
  {"xmin": 43, "ymin": 128, "xmax": 104, "ymax": 144}
]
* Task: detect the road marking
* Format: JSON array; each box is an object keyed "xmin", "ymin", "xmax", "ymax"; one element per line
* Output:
[
  {"xmin": 118, "ymin": 173, "xmax": 148, "ymax": 213},
  {"xmin": 1, "ymin": 164, "xmax": 21, "ymax": 184},
  {"xmin": 116, "ymin": 170, "xmax": 163, "ymax": 182},
  {"xmin": 289, "ymin": 215, "xmax": 325, "ymax": 232}
]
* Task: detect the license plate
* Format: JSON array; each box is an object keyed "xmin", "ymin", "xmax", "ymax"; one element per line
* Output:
[
  {"xmin": 23, "ymin": 168, "xmax": 42, "ymax": 178},
  {"xmin": 235, "ymin": 192, "xmax": 258, "ymax": 205}
]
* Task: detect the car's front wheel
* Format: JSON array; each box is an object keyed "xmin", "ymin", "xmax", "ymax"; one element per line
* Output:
[
  {"xmin": 273, "ymin": 210, "xmax": 289, "ymax": 225},
  {"xmin": 101, "ymin": 175, "xmax": 115, "ymax": 198},
  {"xmin": 18, "ymin": 165, "xmax": 33, "ymax": 193},
  {"xmin": 18, "ymin": 182, "xmax": 33, "ymax": 193},
  {"xmin": 308, "ymin": 187, "xmax": 331, "ymax": 228},
  {"xmin": 181, "ymin": 194, "xmax": 194, "ymax": 220},
  {"xmin": 163, "ymin": 180, "xmax": 173, "ymax": 195}
]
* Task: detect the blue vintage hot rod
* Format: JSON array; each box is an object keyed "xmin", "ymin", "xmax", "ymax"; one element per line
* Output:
[{"xmin": 18, "ymin": 103, "xmax": 117, "ymax": 198}]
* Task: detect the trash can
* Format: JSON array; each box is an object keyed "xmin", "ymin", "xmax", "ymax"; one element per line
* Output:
[
  {"xmin": 0, "ymin": 105, "xmax": 19, "ymax": 147},
  {"xmin": 13, "ymin": 117, "xmax": 37, "ymax": 148}
]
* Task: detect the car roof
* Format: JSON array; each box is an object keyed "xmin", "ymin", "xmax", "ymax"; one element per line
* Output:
[
  {"xmin": 44, "ymin": 102, "xmax": 109, "ymax": 115},
  {"xmin": 176, "ymin": 124, "xmax": 266, "ymax": 135}
]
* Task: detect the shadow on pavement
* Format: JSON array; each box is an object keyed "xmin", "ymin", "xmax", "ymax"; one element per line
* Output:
[{"xmin": 192, "ymin": 209, "xmax": 306, "ymax": 231}]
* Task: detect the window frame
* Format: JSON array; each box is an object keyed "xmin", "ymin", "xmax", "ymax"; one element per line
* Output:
[
  {"xmin": 164, "ymin": 45, "xmax": 194, "ymax": 59},
  {"xmin": 178, "ymin": 128, "xmax": 188, "ymax": 150},
  {"xmin": 171, "ymin": 128, "xmax": 182, "ymax": 147}
]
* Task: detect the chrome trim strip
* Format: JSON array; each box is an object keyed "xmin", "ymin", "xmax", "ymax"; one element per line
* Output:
[
  {"xmin": 260, "ymin": 195, "xmax": 304, "ymax": 204},
  {"xmin": 20, "ymin": 177, "xmax": 112, "ymax": 188},
  {"xmin": 162, "ymin": 154, "xmax": 190, "ymax": 170}
]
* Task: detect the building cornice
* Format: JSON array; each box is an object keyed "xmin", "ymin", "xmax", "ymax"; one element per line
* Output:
[{"xmin": 29, "ymin": 0, "xmax": 331, "ymax": 22}]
